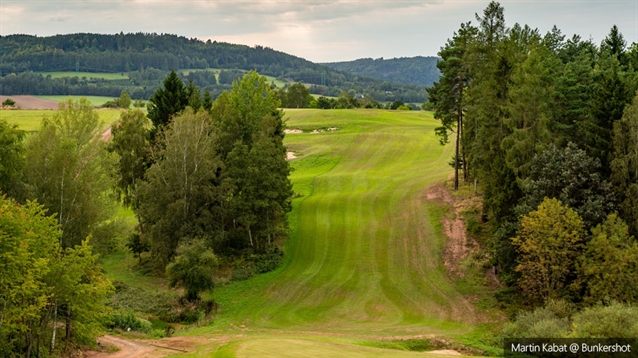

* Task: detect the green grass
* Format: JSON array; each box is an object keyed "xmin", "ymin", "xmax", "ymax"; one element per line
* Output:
[
  {"xmin": 167, "ymin": 109, "xmax": 492, "ymax": 356},
  {"xmin": 35, "ymin": 95, "xmax": 118, "ymax": 107},
  {"xmin": 36, "ymin": 71, "xmax": 128, "ymax": 80},
  {"xmin": 1, "ymin": 108, "xmax": 122, "ymax": 131},
  {"xmin": 180, "ymin": 68, "xmax": 289, "ymax": 89}
]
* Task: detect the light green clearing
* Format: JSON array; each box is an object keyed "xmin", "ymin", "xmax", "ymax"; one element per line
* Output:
[
  {"xmin": 180, "ymin": 68, "xmax": 288, "ymax": 89},
  {"xmin": 35, "ymin": 71, "xmax": 129, "ymax": 80},
  {"xmin": 173, "ymin": 109, "xmax": 482, "ymax": 357},
  {"xmin": 1, "ymin": 108, "xmax": 121, "ymax": 131},
  {"xmin": 35, "ymin": 95, "xmax": 118, "ymax": 107}
]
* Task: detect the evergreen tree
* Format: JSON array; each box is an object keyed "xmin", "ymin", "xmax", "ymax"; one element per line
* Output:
[
  {"xmin": 427, "ymin": 22, "xmax": 477, "ymax": 189},
  {"xmin": 503, "ymin": 39, "xmax": 555, "ymax": 180},
  {"xmin": 611, "ymin": 90, "xmax": 638, "ymax": 237},
  {"xmin": 584, "ymin": 53, "xmax": 629, "ymax": 175},
  {"xmin": 147, "ymin": 70, "xmax": 188, "ymax": 140}
]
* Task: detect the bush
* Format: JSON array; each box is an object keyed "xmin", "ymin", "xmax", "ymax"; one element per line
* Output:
[
  {"xmin": 108, "ymin": 281, "xmax": 180, "ymax": 320},
  {"xmin": 110, "ymin": 312, "xmax": 152, "ymax": 333},
  {"xmin": 570, "ymin": 302, "xmax": 638, "ymax": 338},
  {"xmin": 231, "ymin": 249, "xmax": 284, "ymax": 281},
  {"xmin": 2, "ymin": 98, "xmax": 16, "ymax": 106},
  {"xmin": 465, "ymin": 216, "xmax": 481, "ymax": 237}
]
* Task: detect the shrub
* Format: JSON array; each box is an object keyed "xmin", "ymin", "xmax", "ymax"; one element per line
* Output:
[
  {"xmin": 2, "ymin": 98, "xmax": 16, "ymax": 107},
  {"xmin": 570, "ymin": 302, "xmax": 638, "ymax": 338},
  {"xmin": 110, "ymin": 312, "xmax": 152, "ymax": 333}
]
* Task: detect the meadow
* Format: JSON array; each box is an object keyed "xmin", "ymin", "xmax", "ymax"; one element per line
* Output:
[
  {"xmin": 35, "ymin": 95, "xmax": 118, "ymax": 107},
  {"xmin": 1, "ymin": 108, "xmax": 122, "ymax": 131},
  {"xmin": 160, "ymin": 109, "xmax": 493, "ymax": 357},
  {"xmin": 35, "ymin": 71, "xmax": 129, "ymax": 80}
]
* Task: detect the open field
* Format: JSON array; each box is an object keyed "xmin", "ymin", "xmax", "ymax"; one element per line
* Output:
[
  {"xmin": 35, "ymin": 95, "xmax": 118, "ymax": 107},
  {"xmin": 180, "ymin": 68, "xmax": 289, "ymax": 88},
  {"xmin": 1, "ymin": 108, "xmax": 122, "ymax": 131},
  {"xmin": 149, "ymin": 109, "xmax": 493, "ymax": 357},
  {"xmin": 35, "ymin": 71, "xmax": 129, "ymax": 80}
]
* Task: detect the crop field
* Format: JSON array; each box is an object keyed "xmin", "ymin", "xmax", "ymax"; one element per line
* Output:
[
  {"xmin": 171, "ymin": 109, "xmax": 486, "ymax": 357},
  {"xmin": 1, "ymin": 108, "xmax": 121, "ymax": 131},
  {"xmin": 35, "ymin": 71, "xmax": 129, "ymax": 80}
]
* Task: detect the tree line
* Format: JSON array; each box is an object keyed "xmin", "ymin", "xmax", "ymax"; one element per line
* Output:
[
  {"xmin": 323, "ymin": 56, "xmax": 441, "ymax": 87},
  {"xmin": 0, "ymin": 32, "xmax": 428, "ymax": 103},
  {"xmin": 0, "ymin": 71, "xmax": 292, "ymax": 356},
  {"xmin": 428, "ymin": 1, "xmax": 638, "ymax": 311}
]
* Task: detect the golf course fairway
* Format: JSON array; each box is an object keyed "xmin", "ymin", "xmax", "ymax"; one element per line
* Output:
[{"xmin": 181, "ymin": 109, "xmax": 484, "ymax": 357}]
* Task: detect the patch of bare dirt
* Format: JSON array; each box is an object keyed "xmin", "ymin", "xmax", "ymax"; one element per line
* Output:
[
  {"xmin": 426, "ymin": 183, "xmax": 468, "ymax": 278},
  {"xmin": 284, "ymin": 129, "xmax": 303, "ymax": 134},
  {"xmin": 102, "ymin": 127, "xmax": 112, "ymax": 142},
  {"xmin": 83, "ymin": 335, "xmax": 206, "ymax": 358},
  {"xmin": 286, "ymin": 151, "xmax": 297, "ymax": 160},
  {"xmin": 0, "ymin": 95, "xmax": 60, "ymax": 110}
]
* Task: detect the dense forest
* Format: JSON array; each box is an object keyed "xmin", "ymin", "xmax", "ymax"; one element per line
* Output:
[
  {"xmin": 0, "ymin": 33, "xmax": 428, "ymax": 103},
  {"xmin": 428, "ymin": 1, "xmax": 638, "ymax": 335},
  {"xmin": 323, "ymin": 56, "xmax": 441, "ymax": 87},
  {"xmin": 0, "ymin": 71, "xmax": 292, "ymax": 355}
]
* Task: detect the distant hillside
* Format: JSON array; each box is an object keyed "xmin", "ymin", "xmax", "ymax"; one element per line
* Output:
[
  {"xmin": 0, "ymin": 33, "xmax": 427, "ymax": 103},
  {"xmin": 323, "ymin": 56, "xmax": 440, "ymax": 87}
]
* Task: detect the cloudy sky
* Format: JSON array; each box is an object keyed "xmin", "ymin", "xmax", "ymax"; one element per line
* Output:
[{"xmin": 0, "ymin": 1, "xmax": 636, "ymax": 62}]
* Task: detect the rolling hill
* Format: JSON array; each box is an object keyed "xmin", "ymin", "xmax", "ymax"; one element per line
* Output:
[
  {"xmin": 0, "ymin": 33, "xmax": 428, "ymax": 103},
  {"xmin": 323, "ymin": 57, "xmax": 440, "ymax": 87}
]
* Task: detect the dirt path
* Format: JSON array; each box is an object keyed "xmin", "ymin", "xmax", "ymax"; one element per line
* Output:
[
  {"xmin": 426, "ymin": 183, "xmax": 469, "ymax": 278},
  {"xmin": 91, "ymin": 335, "xmax": 153, "ymax": 358}
]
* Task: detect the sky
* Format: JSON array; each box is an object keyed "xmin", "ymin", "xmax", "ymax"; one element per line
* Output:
[{"xmin": 0, "ymin": 1, "xmax": 636, "ymax": 63}]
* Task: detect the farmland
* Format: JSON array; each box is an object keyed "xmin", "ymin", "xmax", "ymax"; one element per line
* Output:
[{"xmin": 1, "ymin": 107, "xmax": 121, "ymax": 131}]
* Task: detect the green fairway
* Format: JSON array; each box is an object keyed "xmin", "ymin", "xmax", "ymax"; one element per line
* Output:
[
  {"xmin": 35, "ymin": 71, "xmax": 128, "ymax": 80},
  {"xmin": 178, "ymin": 109, "xmax": 485, "ymax": 356},
  {"xmin": 35, "ymin": 95, "xmax": 117, "ymax": 107},
  {"xmin": 1, "ymin": 108, "xmax": 121, "ymax": 131}
]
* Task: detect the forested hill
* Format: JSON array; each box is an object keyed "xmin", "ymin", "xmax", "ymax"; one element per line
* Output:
[
  {"xmin": 323, "ymin": 56, "xmax": 440, "ymax": 87},
  {"xmin": 0, "ymin": 33, "xmax": 427, "ymax": 103}
]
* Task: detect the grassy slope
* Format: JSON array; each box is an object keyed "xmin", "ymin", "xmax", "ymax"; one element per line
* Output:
[
  {"xmin": 1, "ymin": 108, "xmax": 121, "ymax": 131},
  {"xmin": 35, "ymin": 71, "xmax": 128, "ymax": 80},
  {"xmin": 178, "ymin": 109, "xmax": 480, "ymax": 357}
]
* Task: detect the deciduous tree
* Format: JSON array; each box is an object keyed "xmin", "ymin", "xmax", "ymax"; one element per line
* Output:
[
  {"xmin": 23, "ymin": 98, "xmax": 116, "ymax": 249},
  {"xmin": 512, "ymin": 198, "xmax": 585, "ymax": 304}
]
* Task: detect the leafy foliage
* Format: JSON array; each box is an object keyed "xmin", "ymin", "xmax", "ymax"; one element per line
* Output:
[
  {"xmin": 23, "ymin": 98, "xmax": 117, "ymax": 249},
  {"xmin": 138, "ymin": 108, "xmax": 222, "ymax": 264},
  {"xmin": 516, "ymin": 143, "xmax": 615, "ymax": 229},
  {"xmin": 0, "ymin": 196, "xmax": 112, "ymax": 355},
  {"xmin": 0, "ymin": 120, "xmax": 25, "ymax": 199},
  {"xmin": 579, "ymin": 214, "xmax": 638, "ymax": 304},
  {"xmin": 512, "ymin": 198, "xmax": 585, "ymax": 304},
  {"xmin": 166, "ymin": 238, "xmax": 218, "ymax": 302}
]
